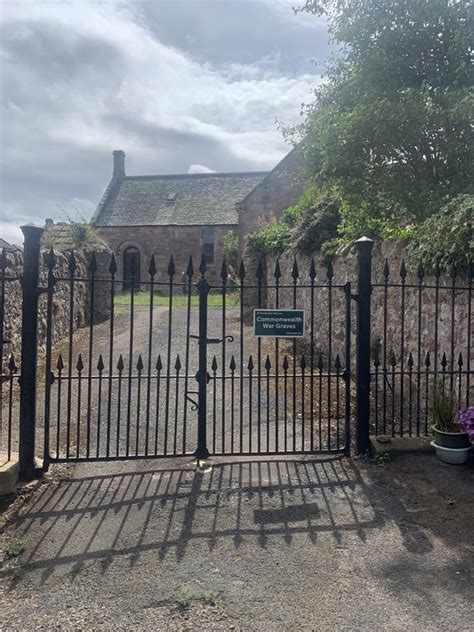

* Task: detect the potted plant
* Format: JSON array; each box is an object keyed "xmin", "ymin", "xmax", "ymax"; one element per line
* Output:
[
  {"xmin": 431, "ymin": 391, "xmax": 473, "ymax": 464},
  {"xmin": 431, "ymin": 388, "xmax": 470, "ymax": 449}
]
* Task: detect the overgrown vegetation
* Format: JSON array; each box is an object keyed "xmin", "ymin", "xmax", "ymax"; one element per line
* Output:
[
  {"xmin": 408, "ymin": 194, "xmax": 473, "ymax": 273},
  {"xmin": 249, "ymin": 187, "xmax": 341, "ymax": 257},
  {"xmin": 250, "ymin": 0, "xmax": 473, "ymax": 266},
  {"xmin": 222, "ymin": 230, "xmax": 239, "ymax": 270},
  {"xmin": 42, "ymin": 218, "xmax": 102, "ymax": 251}
]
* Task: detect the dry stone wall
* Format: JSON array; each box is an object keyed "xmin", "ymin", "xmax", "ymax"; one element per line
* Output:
[
  {"xmin": 244, "ymin": 239, "xmax": 472, "ymax": 375},
  {"xmin": 2, "ymin": 245, "xmax": 111, "ymax": 367}
]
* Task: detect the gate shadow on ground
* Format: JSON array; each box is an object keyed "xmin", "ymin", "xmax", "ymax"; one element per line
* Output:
[{"xmin": 5, "ymin": 456, "xmax": 432, "ymax": 587}]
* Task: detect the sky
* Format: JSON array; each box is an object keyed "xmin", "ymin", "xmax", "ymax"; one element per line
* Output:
[{"xmin": 0, "ymin": 0, "xmax": 330, "ymax": 245}]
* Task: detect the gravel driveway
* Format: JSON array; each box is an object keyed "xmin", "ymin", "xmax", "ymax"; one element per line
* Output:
[{"xmin": 0, "ymin": 305, "xmax": 473, "ymax": 630}]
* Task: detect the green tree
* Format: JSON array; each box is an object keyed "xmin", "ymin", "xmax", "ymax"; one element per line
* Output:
[{"xmin": 293, "ymin": 0, "xmax": 473, "ymax": 239}]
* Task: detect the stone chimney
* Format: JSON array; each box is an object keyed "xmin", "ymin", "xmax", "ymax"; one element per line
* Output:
[{"xmin": 113, "ymin": 149, "xmax": 125, "ymax": 178}]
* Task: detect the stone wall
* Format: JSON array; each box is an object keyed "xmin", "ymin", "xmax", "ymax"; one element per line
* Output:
[
  {"xmin": 237, "ymin": 146, "xmax": 306, "ymax": 257},
  {"xmin": 1, "ymin": 245, "xmax": 111, "ymax": 367},
  {"xmin": 244, "ymin": 239, "xmax": 472, "ymax": 374},
  {"xmin": 97, "ymin": 224, "xmax": 237, "ymax": 287}
]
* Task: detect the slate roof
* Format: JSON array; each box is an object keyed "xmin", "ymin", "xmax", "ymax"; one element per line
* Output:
[{"xmin": 93, "ymin": 171, "xmax": 268, "ymax": 227}]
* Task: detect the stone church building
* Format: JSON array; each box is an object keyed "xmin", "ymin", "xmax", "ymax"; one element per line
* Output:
[{"xmin": 91, "ymin": 148, "xmax": 304, "ymax": 286}]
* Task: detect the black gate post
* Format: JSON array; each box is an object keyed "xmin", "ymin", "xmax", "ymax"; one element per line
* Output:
[
  {"xmin": 354, "ymin": 236, "xmax": 374, "ymax": 454},
  {"xmin": 195, "ymin": 258, "xmax": 210, "ymax": 461},
  {"xmin": 19, "ymin": 224, "xmax": 44, "ymax": 481}
]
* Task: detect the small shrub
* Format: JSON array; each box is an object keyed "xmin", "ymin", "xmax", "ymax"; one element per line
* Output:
[
  {"xmin": 374, "ymin": 452, "xmax": 391, "ymax": 465},
  {"xmin": 203, "ymin": 588, "xmax": 220, "ymax": 606},
  {"xmin": 4, "ymin": 537, "xmax": 26, "ymax": 558},
  {"xmin": 68, "ymin": 220, "xmax": 101, "ymax": 249},
  {"xmin": 248, "ymin": 221, "xmax": 292, "ymax": 255},
  {"xmin": 174, "ymin": 585, "xmax": 192, "ymax": 608}
]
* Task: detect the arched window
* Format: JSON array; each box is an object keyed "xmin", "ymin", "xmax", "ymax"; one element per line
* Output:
[
  {"xmin": 123, "ymin": 246, "xmax": 140, "ymax": 291},
  {"xmin": 202, "ymin": 227, "xmax": 214, "ymax": 264}
]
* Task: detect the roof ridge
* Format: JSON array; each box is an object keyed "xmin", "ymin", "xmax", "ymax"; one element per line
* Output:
[{"xmin": 122, "ymin": 171, "xmax": 269, "ymax": 181}]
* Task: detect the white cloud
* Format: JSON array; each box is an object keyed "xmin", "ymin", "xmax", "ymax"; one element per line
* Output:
[
  {"xmin": 187, "ymin": 164, "xmax": 217, "ymax": 174},
  {"xmin": 0, "ymin": 0, "xmax": 324, "ymax": 237}
]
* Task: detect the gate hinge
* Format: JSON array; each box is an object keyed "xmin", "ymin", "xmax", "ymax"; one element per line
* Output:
[{"xmin": 350, "ymin": 293, "xmax": 359, "ymax": 302}]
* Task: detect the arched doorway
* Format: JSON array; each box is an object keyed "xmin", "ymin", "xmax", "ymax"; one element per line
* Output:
[{"xmin": 123, "ymin": 246, "xmax": 140, "ymax": 291}]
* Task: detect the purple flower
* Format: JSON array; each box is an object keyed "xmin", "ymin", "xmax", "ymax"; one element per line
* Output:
[{"xmin": 458, "ymin": 407, "xmax": 474, "ymax": 445}]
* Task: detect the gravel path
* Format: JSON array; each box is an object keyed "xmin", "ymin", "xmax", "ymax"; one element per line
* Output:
[{"xmin": 0, "ymin": 453, "xmax": 473, "ymax": 630}]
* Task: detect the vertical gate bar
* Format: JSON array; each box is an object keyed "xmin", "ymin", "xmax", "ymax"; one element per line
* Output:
[
  {"xmin": 174, "ymin": 355, "xmax": 181, "ymax": 454},
  {"xmin": 300, "ymin": 356, "xmax": 306, "ymax": 450},
  {"xmin": 220, "ymin": 260, "xmax": 227, "ymax": 454},
  {"xmin": 96, "ymin": 355, "xmax": 104, "ymax": 456},
  {"xmin": 274, "ymin": 259, "xmax": 281, "ymax": 452},
  {"xmin": 195, "ymin": 257, "xmax": 210, "ymax": 461},
  {"xmin": 7, "ymin": 357, "xmax": 17, "ymax": 462},
  {"xmin": 399, "ymin": 261, "xmax": 406, "ymax": 436},
  {"xmin": 424, "ymin": 352, "xmax": 430, "ymax": 434},
  {"xmin": 106, "ymin": 254, "xmax": 117, "ymax": 458},
  {"xmin": 256, "ymin": 260, "xmax": 263, "ymax": 454},
  {"xmin": 335, "ymin": 355, "xmax": 340, "ymax": 448},
  {"xmin": 116, "ymin": 355, "xmax": 124, "ymax": 456},
  {"xmin": 65, "ymin": 251, "xmax": 76, "ymax": 460},
  {"xmin": 55, "ymin": 355, "xmax": 63, "ymax": 458},
  {"xmin": 154, "ymin": 355, "xmax": 162, "ymax": 454},
  {"xmin": 344, "ymin": 282, "xmax": 351, "ymax": 454},
  {"xmin": 467, "ymin": 263, "xmax": 472, "ymax": 406},
  {"xmin": 326, "ymin": 262, "xmax": 334, "ymax": 450},
  {"xmin": 230, "ymin": 356, "xmax": 236, "ymax": 453},
  {"xmin": 449, "ymin": 261, "xmax": 457, "ymax": 392},
  {"xmin": 283, "ymin": 356, "xmax": 289, "ymax": 451},
  {"xmin": 135, "ymin": 355, "xmax": 143, "ymax": 456},
  {"xmin": 416, "ymin": 266, "xmax": 424, "ymax": 435},
  {"xmin": 382, "ymin": 260, "xmax": 389, "ymax": 434},
  {"xmin": 408, "ymin": 353, "xmax": 414, "ymax": 436},
  {"xmin": 212, "ymin": 355, "xmax": 217, "ymax": 453},
  {"xmin": 391, "ymin": 353, "xmax": 397, "ymax": 436},
  {"xmin": 238, "ymin": 260, "xmax": 246, "ymax": 453},
  {"xmin": 433, "ymin": 263, "xmax": 440, "ymax": 380},
  {"xmin": 291, "ymin": 259, "xmax": 299, "ymax": 452},
  {"xmin": 125, "ymin": 260, "xmax": 136, "ymax": 457},
  {"xmin": 309, "ymin": 259, "xmax": 316, "ymax": 450},
  {"xmin": 145, "ymin": 255, "xmax": 156, "ymax": 456},
  {"xmin": 318, "ymin": 355, "xmax": 323, "ymax": 446},
  {"xmin": 354, "ymin": 236, "xmax": 374, "ymax": 454},
  {"xmin": 265, "ymin": 355, "xmax": 271, "ymax": 452},
  {"xmin": 248, "ymin": 356, "xmax": 254, "ymax": 453},
  {"xmin": 164, "ymin": 257, "xmax": 175, "ymax": 455},
  {"xmin": 76, "ymin": 354, "xmax": 84, "ymax": 456},
  {"xmin": 182, "ymin": 258, "xmax": 194, "ymax": 454},
  {"xmin": 85, "ymin": 252, "xmax": 97, "ymax": 458},
  {"xmin": 19, "ymin": 224, "xmax": 43, "ymax": 482},
  {"xmin": 42, "ymin": 247, "xmax": 56, "ymax": 471}
]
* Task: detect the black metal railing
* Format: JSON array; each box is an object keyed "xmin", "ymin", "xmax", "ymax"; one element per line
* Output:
[
  {"xmin": 0, "ymin": 247, "xmax": 21, "ymax": 466},
  {"xmin": 370, "ymin": 260, "xmax": 473, "ymax": 437}
]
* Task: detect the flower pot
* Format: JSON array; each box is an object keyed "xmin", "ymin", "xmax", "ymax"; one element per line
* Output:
[
  {"xmin": 432, "ymin": 426, "xmax": 470, "ymax": 449},
  {"xmin": 431, "ymin": 441, "xmax": 472, "ymax": 465}
]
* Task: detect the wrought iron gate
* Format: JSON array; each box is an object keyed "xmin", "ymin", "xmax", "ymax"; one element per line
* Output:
[{"xmin": 38, "ymin": 247, "xmax": 352, "ymax": 469}]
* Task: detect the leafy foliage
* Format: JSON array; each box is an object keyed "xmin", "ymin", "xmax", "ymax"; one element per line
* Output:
[
  {"xmin": 286, "ymin": 0, "xmax": 473, "ymax": 251},
  {"xmin": 3, "ymin": 537, "xmax": 26, "ymax": 558},
  {"xmin": 407, "ymin": 194, "xmax": 473, "ymax": 273},
  {"xmin": 249, "ymin": 186, "xmax": 340, "ymax": 256},
  {"xmin": 222, "ymin": 230, "xmax": 239, "ymax": 270}
]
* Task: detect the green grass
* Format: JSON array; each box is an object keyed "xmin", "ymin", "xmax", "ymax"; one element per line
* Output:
[
  {"xmin": 3, "ymin": 537, "xmax": 26, "ymax": 558},
  {"xmin": 203, "ymin": 588, "xmax": 220, "ymax": 606},
  {"xmin": 115, "ymin": 291, "xmax": 240, "ymax": 308}
]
